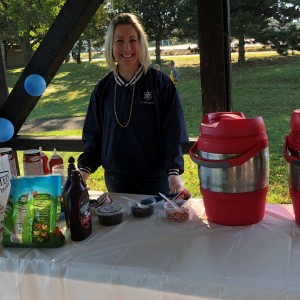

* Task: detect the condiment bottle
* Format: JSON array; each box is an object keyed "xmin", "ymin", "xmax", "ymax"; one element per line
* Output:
[
  {"xmin": 49, "ymin": 148, "xmax": 64, "ymax": 176},
  {"xmin": 39, "ymin": 146, "xmax": 50, "ymax": 175},
  {"xmin": 62, "ymin": 157, "xmax": 76, "ymax": 228},
  {"xmin": 23, "ymin": 149, "xmax": 43, "ymax": 176},
  {"xmin": 67, "ymin": 170, "xmax": 92, "ymax": 241}
]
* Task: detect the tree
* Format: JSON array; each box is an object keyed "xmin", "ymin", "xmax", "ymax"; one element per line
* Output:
[
  {"xmin": 230, "ymin": 0, "xmax": 300, "ymax": 63},
  {"xmin": 81, "ymin": 5, "xmax": 109, "ymax": 62},
  {"xmin": 0, "ymin": 41, "xmax": 8, "ymax": 107},
  {"xmin": 112, "ymin": 0, "xmax": 190, "ymax": 65},
  {"xmin": 256, "ymin": 1, "xmax": 300, "ymax": 55},
  {"xmin": 0, "ymin": 0, "xmax": 65, "ymax": 65},
  {"xmin": 174, "ymin": 0, "xmax": 198, "ymax": 44}
]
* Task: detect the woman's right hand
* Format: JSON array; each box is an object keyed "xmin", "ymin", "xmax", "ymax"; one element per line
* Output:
[{"xmin": 80, "ymin": 170, "xmax": 91, "ymax": 189}]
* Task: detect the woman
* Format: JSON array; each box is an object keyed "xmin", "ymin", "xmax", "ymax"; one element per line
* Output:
[{"xmin": 78, "ymin": 13, "xmax": 189, "ymax": 195}]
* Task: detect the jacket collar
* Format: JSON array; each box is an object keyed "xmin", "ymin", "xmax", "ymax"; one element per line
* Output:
[{"xmin": 114, "ymin": 65, "xmax": 144, "ymax": 87}]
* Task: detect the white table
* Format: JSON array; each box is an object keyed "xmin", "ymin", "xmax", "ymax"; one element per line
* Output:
[{"xmin": 1, "ymin": 192, "xmax": 300, "ymax": 300}]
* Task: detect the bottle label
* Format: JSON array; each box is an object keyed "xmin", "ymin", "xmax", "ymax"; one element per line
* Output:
[
  {"xmin": 51, "ymin": 163, "xmax": 64, "ymax": 175},
  {"xmin": 23, "ymin": 150, "xmax": 43, "ymax": 176},
  {"xmin": 12, "ymin": 195, "xmax": 29, "ymax": 243},
  {"xmin": 32, "ymin": 193, "xmax": 51, "ymax": 243},
  {"xmin": 79, "ymin": 193, "xmax": 91, "ymax": 230},
  {"xmin": 0, "ymin": 148, "xmax": 18, "ymax": 177}
]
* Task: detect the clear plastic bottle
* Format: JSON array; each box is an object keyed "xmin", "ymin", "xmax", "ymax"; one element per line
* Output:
[
  {"xmin": 62, "ymin": 157, "xmax": 76, "ymax": 228},
  {"xmin": 67, "ymin": 170, "xmax": 92, "ymax": 241}
]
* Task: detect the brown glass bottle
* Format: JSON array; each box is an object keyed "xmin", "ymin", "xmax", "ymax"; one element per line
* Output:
[
  {"xmin": 62, "ymin": 157, "xmax": 76, "ymax": 228},
  {"xmin": 67, "ymin": 170, "xmax": 92, "ymax": 241}
]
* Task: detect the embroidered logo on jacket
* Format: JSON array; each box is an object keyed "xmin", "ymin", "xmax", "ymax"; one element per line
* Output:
[{"xmin": 141, "ymin": 91, "xmax": 154, "ymax": 104}]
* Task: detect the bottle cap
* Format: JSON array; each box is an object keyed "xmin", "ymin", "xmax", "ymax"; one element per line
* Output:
[
  {"xmin": 68, "ymin": 157, "xmax": 75, "ymax": 164},
  {"xmin": 50, "ymin": 148, "xmax": 62, "ymax": 159}
]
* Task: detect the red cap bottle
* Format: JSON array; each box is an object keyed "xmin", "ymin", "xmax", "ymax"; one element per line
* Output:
[
  {"xmin": 49, "ymin": 148, "xmax": 64, "ymax": 175},
  {"xmin": 39, "ymin": 146, "xmax": 50, "ymax": 175}
]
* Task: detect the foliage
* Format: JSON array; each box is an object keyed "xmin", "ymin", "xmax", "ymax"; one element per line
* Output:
[
  {"xmin": 174, "ymin": 0, "xmax": 198, "ymax": 43},
  {"xmin": 3, "ymin": 0, "xmax": 300, "ymax": 67},
  {"xmin": 258, "ymin": 24, "xmax": 300, "ymax": 55},
  {"xmin": 230, "ymin": 0, "xmax": 300, "ymax": 62},
  {"xmin": 81, "ymin": 6, "xmax": 110, "ymax": 50},
  {"xmin": 112, "ymin": 0, "xmax": 192, "ymax": 65},
  {"xmin": 0, "ymin": 0, "xmax": 66, "ymax": 63}
]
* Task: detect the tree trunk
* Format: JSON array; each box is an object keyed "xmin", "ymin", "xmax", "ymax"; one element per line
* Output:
[
  {"xmin": 6, "ymin": 20, "xmax": 32, "ymax": 66},
  {"xmin": 0, "ymin": 41, "xmax": 8, "ymax": 108},
  {"xmin": 155, "ymin": 39, "xmax": 161, "ymax": 66},
  {"xmin": 88, "ymin": 39, "xmax": 92, "ymax": 62},
  {"xmin": 77, "ymin": 40, "xmax": 82, "ymax": 64},
  {"xmin": 238, "ymin": 36, "xmax": 246, "ymax": 63},
  {"xmin": 18, "ymin": 31, "xmax": 33, "ymax": 66}
]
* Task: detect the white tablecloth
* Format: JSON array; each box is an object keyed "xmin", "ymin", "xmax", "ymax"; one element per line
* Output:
[{"xmin": 1, "ymin": 192, "xmax": 300, "ymax": 300}]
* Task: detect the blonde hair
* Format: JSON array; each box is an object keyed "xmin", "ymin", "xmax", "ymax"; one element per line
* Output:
[{"xmin": 105, "ymin": 13, "xmax": 151, "ymax": 74}]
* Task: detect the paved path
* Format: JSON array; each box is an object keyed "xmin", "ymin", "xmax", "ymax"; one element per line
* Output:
[{"xmin": 19, "ymin": 117, "xmax": 85, "ymax": 133}]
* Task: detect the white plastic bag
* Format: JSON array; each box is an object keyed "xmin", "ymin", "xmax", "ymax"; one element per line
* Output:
[{"xmin": 0, "ymin": 155, "xmax": 11, "ymax": 241}]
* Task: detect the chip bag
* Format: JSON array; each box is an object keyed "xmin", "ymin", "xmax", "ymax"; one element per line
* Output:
[{"xmin": 2, "ymin": 175, "xmax": 65, "ymax": 248}]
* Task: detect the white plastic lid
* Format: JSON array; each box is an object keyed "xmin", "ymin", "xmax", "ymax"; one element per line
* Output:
[
  {"xmin": 0, "ymin": 147, "xmax": 12, "ymax": 153},
  {"xmin": 24, "ymin": 149, "xmax": 40, "ymax": 155}
]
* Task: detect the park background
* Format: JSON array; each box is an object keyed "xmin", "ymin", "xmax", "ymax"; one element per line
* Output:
[
  {"xmin": 6, "ymin": 49, "xmax": 300, "ymax": 204},
  {"xmin": 3, "ymin": 0, "xmax": 300, "ymax": 203}
]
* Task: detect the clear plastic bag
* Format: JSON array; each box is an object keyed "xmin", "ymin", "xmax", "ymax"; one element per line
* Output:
[{"xmin": 2, "ymin": 175, "xmax": 65, "ymax": 248}]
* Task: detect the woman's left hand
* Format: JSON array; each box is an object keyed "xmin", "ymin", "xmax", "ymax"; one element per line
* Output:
[{"xmin": 168, "ymin": 175, "xmax": 184, "ymax": 194}]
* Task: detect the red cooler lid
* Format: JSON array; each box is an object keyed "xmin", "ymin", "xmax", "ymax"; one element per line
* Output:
[
  {"xmin": 287, "ymin": 109, "xmax": 300, "ymax": 152},
  {"xmin": 200, "ymin": 112, "xmax": 266, "ymax": 138}
]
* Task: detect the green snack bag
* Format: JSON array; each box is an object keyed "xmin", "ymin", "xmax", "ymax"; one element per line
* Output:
[
  {"xmin": 32, "ymin": 192, "xmax": 52, "ymax": 244},
  {"xmin": 3, "ymin": 175, "xmax": 65, "ymax": 248}
]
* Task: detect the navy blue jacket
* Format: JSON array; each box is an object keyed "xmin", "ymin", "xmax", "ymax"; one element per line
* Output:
[{"xmin": 78, "ymin": 68, "xmax": 189, "ymax": 177}]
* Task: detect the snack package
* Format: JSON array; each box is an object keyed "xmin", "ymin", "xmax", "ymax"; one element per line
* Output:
[
  {"xmin": 2, "ymin": 175, "xmax": 65, "ymax": 248},
  {"xmin": 0, "ymin": 154, "xmax": 11, "ymax": 242}
]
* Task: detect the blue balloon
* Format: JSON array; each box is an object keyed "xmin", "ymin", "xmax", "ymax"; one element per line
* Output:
[
  {"xmin": 24, "ymin": 74, "xmax": 46, "ymax": 97},
  {"xmin": 0, "ymin": 118, "xmax": 14, "ymax": 142}
]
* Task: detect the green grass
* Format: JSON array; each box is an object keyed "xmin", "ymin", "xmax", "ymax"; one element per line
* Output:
[{"xmin": 7, "ymin": 51, "xmax": 300, "ymax": 203}]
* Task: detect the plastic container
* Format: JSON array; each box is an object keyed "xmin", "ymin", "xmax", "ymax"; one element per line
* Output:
[
  {"xmin": 90, "ymin": 193, "xmax": 113, "ymax": 207},
  {"xmin": 163, "ymin": 201, "xmax": 191, "ymax": 222},
  {"xmin": 95, "ymin": 204, "xmax": 124, "ymax": 226},
  {"xmin": 189, "ymin": 112, "xmax": 269, "ymax": 225},
  {"xmin": 129, "ymin": 197, "xmax": 156, "ymax": 218},
  {"xmin": 153, "ymin": 189, "xmax": 192, "ymax": 202}
]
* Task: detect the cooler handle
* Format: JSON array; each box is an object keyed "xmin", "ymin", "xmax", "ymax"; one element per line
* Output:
[
  {"xmin": 284, "ymin": 136, "xmax": 300, "ymax": 165},
  {"xmin": 189, "ymin": 139, "xmax": 268, "ymax": 168}
]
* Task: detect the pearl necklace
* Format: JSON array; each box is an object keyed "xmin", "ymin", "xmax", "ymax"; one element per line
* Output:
[{"xmin": 113, "ymin": 82, "xmax": 136, "ymax": 128}]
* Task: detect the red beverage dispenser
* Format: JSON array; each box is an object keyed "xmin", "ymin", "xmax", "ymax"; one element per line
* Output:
[
  {"xmin": 189, "ymin": 112, "xmax": 269, "ymax": 225},
  {"xmin": 284, "ymin": 109, "xmax": 300, "ymax": 224}
]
